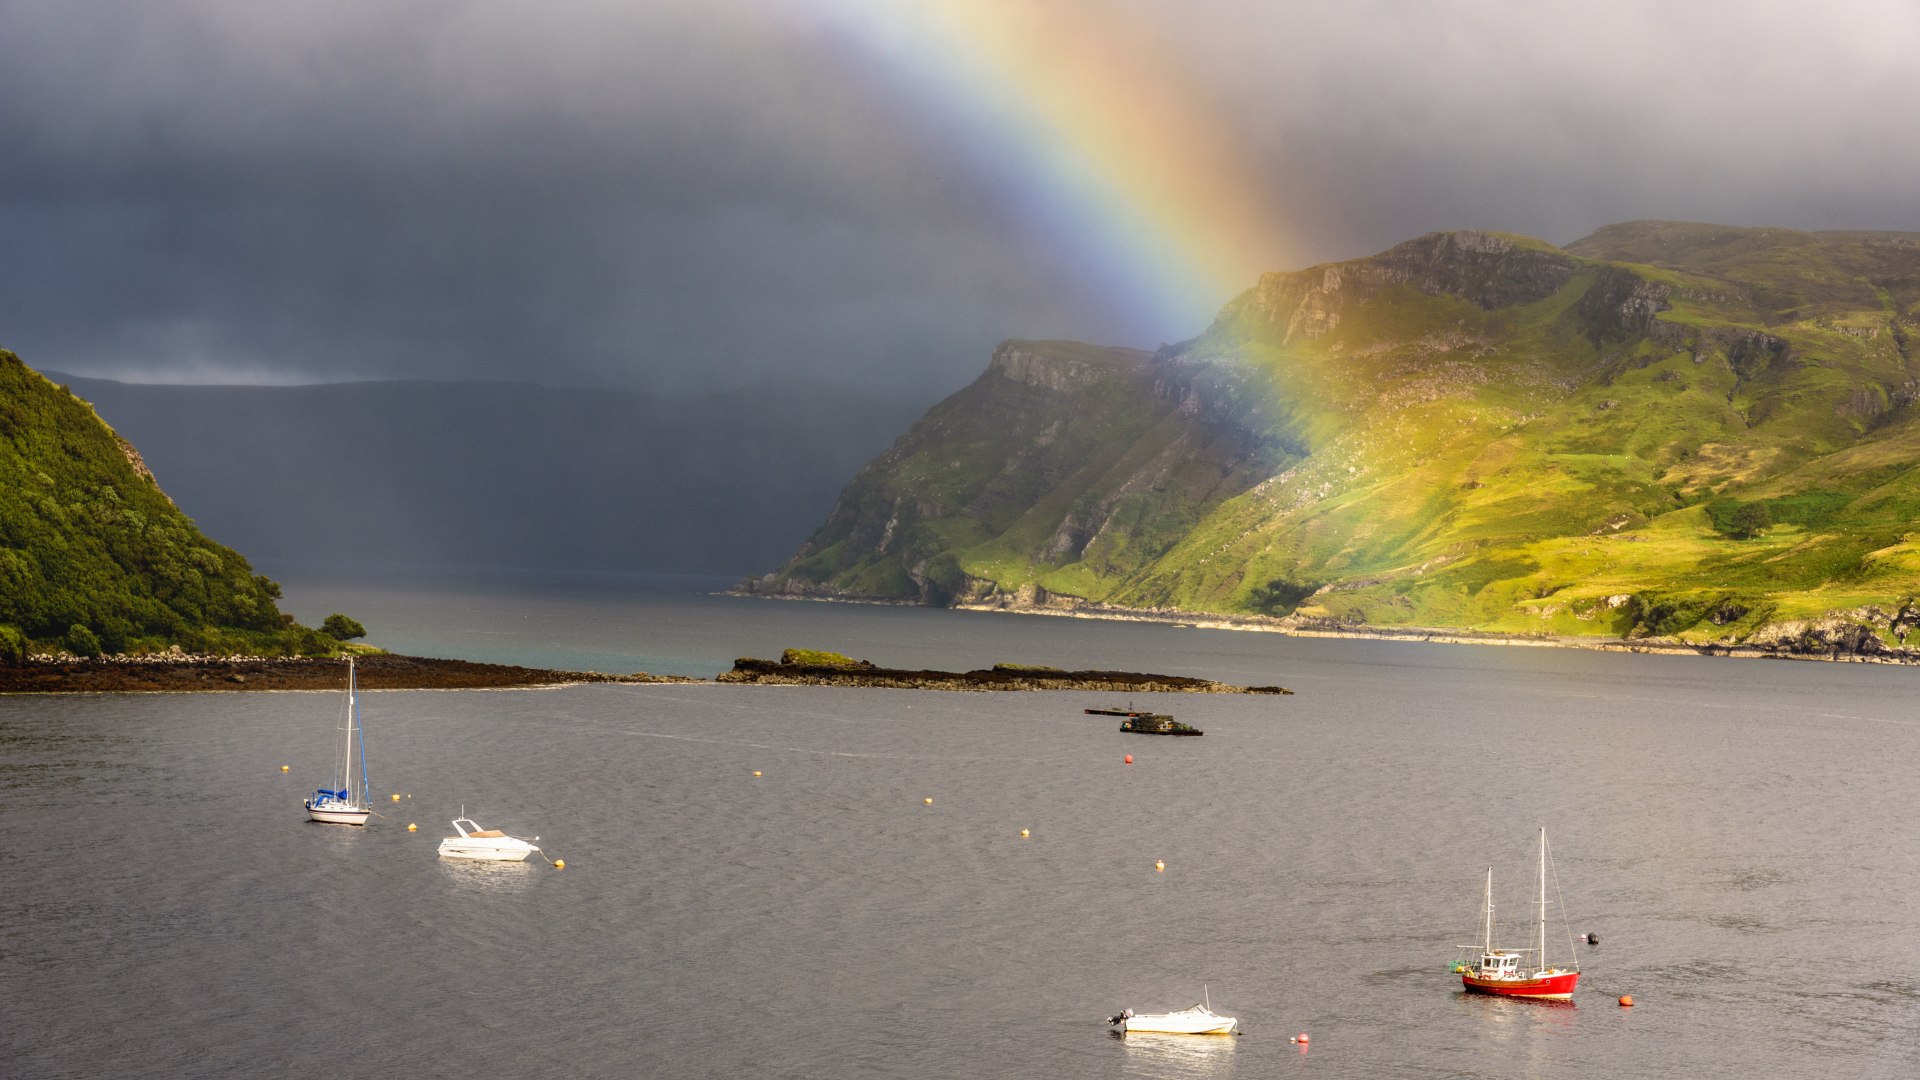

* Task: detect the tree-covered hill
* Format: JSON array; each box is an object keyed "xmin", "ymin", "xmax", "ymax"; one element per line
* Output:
[
  {"xmin": 751, "ymin": 222, "xmax": 1920, "ymax": 655},
  {"xmin": 0, "ymin": 349, "xmax": 326, "ymax": 659}
]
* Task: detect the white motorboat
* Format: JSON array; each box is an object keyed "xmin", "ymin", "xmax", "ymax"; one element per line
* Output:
[
  {"xmin": 1107, "ymin": 990, "xmax": 1238, "ymax": 1035},
  {"xmin": 304, "ymin": 656, "xmax": 372, "ymax": 825},
  {"xmin": 437, "ymin": 816, "xmax": 541, "ymax": 861}
]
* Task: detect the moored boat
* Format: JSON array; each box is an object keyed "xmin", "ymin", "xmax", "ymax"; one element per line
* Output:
[
  {"xmin": 304, "ymin": 656, "xmax": 372, "ymax": 825},
  {"xmin": 1456, "ymin": 827, "xmax": 1580, "ymax": 1001},
  {"xmin": 437, "ymin": 816, "xmax": 541, "ymax": 861},
  {"xmin": 1106, "ymin": 989, "xmax": 1237, "ymax": 1035}
]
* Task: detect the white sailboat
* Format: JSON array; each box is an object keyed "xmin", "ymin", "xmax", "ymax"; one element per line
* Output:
[{"xmin": 304, "ymin": 656, "xmax": 372, "ymax": 825}]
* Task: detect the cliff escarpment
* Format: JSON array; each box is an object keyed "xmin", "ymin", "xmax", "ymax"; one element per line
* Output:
[{"xmin": 742, "ymin": 339, "xmax": 1301, "ymax": 606}]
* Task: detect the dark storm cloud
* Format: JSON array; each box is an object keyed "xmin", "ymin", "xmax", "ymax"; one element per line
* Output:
[
  {"xmin": 2, "ymin": 0, "xmax": 1916, "ymax": 393},
  {"xmin": 1198, "ymin": 0, "xmax": 1920, "ymax": 260}
]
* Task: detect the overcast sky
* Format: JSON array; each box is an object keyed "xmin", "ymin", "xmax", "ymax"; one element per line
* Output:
[{"xmin": 3, "ymin": 0, "xmax": 1916, "ymax": 398}]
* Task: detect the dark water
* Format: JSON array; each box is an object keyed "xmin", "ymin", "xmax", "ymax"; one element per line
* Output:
[{"xmin": 6, "ymin": 577, "xmax": 1920, "ymax": 1078}]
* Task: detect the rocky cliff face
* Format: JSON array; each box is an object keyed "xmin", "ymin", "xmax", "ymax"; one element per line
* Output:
[
  {"xmin": 1210, "ymin": 231, "xmax": 1580, "ymax": 347},
  {"xmin": 755, "ymin": 222, "xmax": 1920, "ymax": 657},
  {"xmin": 744, "ymin": 338, "xmax": 1298, "ymax": 605}
]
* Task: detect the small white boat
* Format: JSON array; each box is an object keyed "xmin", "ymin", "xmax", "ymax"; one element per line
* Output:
[
  {"xmin": 437, "ymin": 816, "xmax": 541, "ymax": 861},
  {"xmin": 1107, "ymin": 990, "xmax": 1238, "ymax": 1035}
]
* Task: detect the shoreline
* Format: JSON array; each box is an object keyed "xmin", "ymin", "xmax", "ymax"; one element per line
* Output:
[
  {"xmin": 736, "ymin": 588, "xmax": 1920, "ymax": 664},
  {"xmin": 0, "ymin": 654, "xmax": 699, "ymax": 695}
]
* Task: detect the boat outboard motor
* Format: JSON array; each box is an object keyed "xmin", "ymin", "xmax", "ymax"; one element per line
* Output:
[{"xmin": 1106, "ymin": 1008, "xmax": 1133, "ymax": 1025}]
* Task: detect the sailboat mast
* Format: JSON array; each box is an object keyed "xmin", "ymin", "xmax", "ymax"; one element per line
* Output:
[
  {"xmin": 1537, "ymin": 827, "xmax": 1548, "ymax": 970},
  {"xmin": 354, "ymin": 659, "xmax": 369, "ymax": 807},
  {"xmin": 1483, "ymin": 866, "xmax": 1493, "ymax": 953},
  {"xmin": 345, "ymin": 657, "xmax": 358, "ymax": 803}
]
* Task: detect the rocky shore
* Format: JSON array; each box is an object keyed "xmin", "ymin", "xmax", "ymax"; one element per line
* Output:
[
  {"xmin": 0, "ymin": 653, "xmax": 697, "ymax": 694},
  {"xmin": 943, "ymin": 597, "xmax": 1920, "ymax": 664},
  {"xmin": 717, "ymin": 650, "xmax": 1292, "ymax": 693}
]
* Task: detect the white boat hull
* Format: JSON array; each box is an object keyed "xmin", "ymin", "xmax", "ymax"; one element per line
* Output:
[
  {"xmin": 438, "ymin": 839, "xmax": 537, "ymax": 862},
  {"xmin": 438, "ymin": 816, "xmax": 540, "ymax": 861},
  {"xmin": 306, "ymin": 803, "xmax": 370, "ymax": 825},
  {"xmin": 1118, "ymin": 1006, "xmax": 1237, "ymax": 1035}
]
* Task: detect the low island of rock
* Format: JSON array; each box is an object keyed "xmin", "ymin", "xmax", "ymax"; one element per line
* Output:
[{"xmin": 716, "ymin": 648, "xmax": 1292, "ymax": 694}]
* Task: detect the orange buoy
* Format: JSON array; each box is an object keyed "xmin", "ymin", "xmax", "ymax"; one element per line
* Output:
[
  {"xmin": 1291, "ymin": 1033, "xmax": 1309, "ymax": 1044},
  {"xmin": 1619, "ymin": 995, "xmax": 1634, "ymax": 1007},
  {"xmin": 1124, "ymin": 754, "xmax": 1133, "ymax": 764}
]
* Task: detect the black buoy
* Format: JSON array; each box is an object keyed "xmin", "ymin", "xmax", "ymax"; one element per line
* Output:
[{"xmin": 1586, "ymin": 932, "xmax": 1599, "ymax": 945}]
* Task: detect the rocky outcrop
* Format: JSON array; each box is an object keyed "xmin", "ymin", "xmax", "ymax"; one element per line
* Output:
[
  {"xmin": 717, "ymin": 653, "xmax": 1291, "ymax": 693},
  {"xmin": 1215, "ymin": 230, "xmax": 1580, "ymax": 347},
  {"xmin": 1575, "ymin": 265, "xmax": 1672, "ymax": 342}
]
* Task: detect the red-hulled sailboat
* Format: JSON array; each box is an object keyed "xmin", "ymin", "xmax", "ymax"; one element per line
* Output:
[{"xmin": 1456, "ymin": 827, "xmax": 1580, "ymax": 1001}]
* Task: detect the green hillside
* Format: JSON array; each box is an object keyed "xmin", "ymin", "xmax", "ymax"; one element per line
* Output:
[
  {"xmin": 0, "ymin": 349, "xmax": 330, "ymax": 658},
  {"xmin": 754, "ymin": 222, "xmax": 1920, "ymax": 654}
]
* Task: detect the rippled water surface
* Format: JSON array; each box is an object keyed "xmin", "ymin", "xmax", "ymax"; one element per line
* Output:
[{"xmin": 6, "ymin": 577, "xmax": 1920, "ymax": 1078}]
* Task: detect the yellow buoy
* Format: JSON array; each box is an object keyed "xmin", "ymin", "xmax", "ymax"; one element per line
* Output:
[
  {"xmin": 1155, "ymin": 859, "xmax": 1165, "ymax": 872},
  {"xmin": 1020, "ymin": 828, "xmax": 1030, "ymax": 838},
  {"xmin": 391, "ymin": 793, "xmax": 400, "ymax": 802},
  {"xmin": 407, "ymin": 823, "xmax": 417, "ymax": 832},
  {"xmin": 753, "ymin": 771, "xmax": 762, "ymax": 777},
  {"xmin": 280, "ymin": 765, "xmax": 290, "ymax": 772},
  {"xmin": 924, "ymin": 797, "xmax": 934, "ymax": 805},
  {"xmin": 553, "ymin": 859, "xmax": 565, "ymax": 870}
]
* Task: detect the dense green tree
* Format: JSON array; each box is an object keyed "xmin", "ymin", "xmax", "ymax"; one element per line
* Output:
[
  {"xmin": 0, "ymin": 624, "xmax": 27, "ymax": 665},
  {"xmin": 1728, "ymin": 502, "xmax": 1773, "ymax": 541},
  {"xmin": 321, "ymin": 613, "xmax": 367, "ymax": 641},
  {"xmin": 65, "ymin": 623, "xmax": 101, "ymax": 657}
]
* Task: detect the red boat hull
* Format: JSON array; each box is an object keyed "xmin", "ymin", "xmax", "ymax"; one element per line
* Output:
[{"xmin": 1461, "ymin": 970, "xmax": 1579, "ymax": 1001}]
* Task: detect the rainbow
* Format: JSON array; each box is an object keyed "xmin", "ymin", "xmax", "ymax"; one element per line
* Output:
[{"xmin": 807, "ymin": 0, "xmax": 1296, "ymax": 341}]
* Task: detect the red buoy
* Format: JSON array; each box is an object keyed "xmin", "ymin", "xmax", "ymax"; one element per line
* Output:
[
  {"xmin": 1296, "ymin": 1033, "xmax": 1309, "ymax": 1043},
  {"xmin": 1124, "ymin": 754, "xmax": 1133, "ymax": 764},
  {"xmin": 1619, "ymin": 995, "xmax": 1634, "ymax": 1007}
]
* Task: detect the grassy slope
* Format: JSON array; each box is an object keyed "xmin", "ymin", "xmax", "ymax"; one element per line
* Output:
[
  {"xmin": 1123, "ymin": 225, "xmax": 1920, "ymax": 642},
  {"xmin": 0, "ymin": 350, "xmax": 327, "ymax": 656},
  {"xmin": 771, "ymin": 223, "xmax": 1920, "ymax": 646}
]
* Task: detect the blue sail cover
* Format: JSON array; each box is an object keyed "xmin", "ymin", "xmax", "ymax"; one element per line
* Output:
[{"xmin": 312, "ymin": 788, "xmax": 347, "ymax": 800}]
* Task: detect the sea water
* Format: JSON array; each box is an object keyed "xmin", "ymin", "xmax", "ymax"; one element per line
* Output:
[{"xmin": 4, "ymin": 570, "xmax": 1918, "ymax": 1077}]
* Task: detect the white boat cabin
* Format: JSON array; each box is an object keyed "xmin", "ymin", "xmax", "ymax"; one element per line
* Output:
[{"xmin": 1478, "ymin": 950, "xmax": 1529, "ymax": 978}]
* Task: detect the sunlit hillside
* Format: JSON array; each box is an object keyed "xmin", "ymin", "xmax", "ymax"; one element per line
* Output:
[{"xmin": 755, "ymin": 222, "xmax": 1920, "ymax": 654}]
